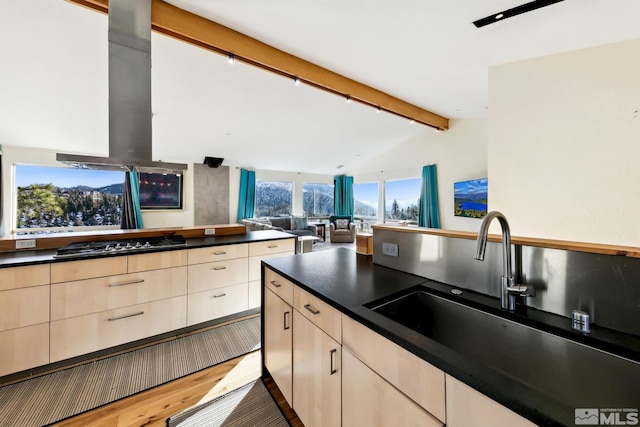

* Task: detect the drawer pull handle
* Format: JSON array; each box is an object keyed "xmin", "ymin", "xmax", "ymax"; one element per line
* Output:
[
  {"xmin": 108, "ymin": 279, "xmax": 145, "ymax": 288},
  {"xmin": 213, "ymin": 251, "xmax": 227, "ymax": 255},
  {"xmin": 304, "ymin": 304, "xmax": 320, "ymax": 315},
  {"xmin": 268, "ymin": 245, "xmax": 278, "ymax": 248},
  {"xmin": 330, "ymin": 348, "xmax": 337, "ymax": 375},
  {"xmin": 108, "ymin": 311, "xmax": 144, "ymax": 322},
  {"xmin": 284, "ymin": 311, "xmax": 290, "ymax": 330},
  {"xmin": 212, "ymin": 266, "xmax": 227, "ymax": 271},
  {"xmin": 269, "ymin": 280, "xmax": 282, "ymax": 288},
  {"xmin": 212, "ymin": 293, "xmax": 227, "ymax": 298}
]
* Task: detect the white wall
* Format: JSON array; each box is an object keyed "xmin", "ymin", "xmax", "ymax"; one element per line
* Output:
[
  {"xmin": 350, "ymin": 119, "xmax": 488, "ymax": 232},
  {"xmin": 0, "ymin": 145, "xmax": 196, "ymax": 235},
  {"xmin": 489, "ymin": 38, "xmax": 640, "ymax": 246}
]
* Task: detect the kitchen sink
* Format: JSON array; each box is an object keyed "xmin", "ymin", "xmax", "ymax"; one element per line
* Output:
[{"xmin": 365, "ymin": 286, "xmax": 640, "ymax": 408}]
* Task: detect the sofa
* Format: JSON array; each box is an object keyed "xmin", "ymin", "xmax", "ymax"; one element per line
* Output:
[
  {"xmin": 240, "ymin": 216, "xmax": 317, "ymax": 238},
  {"xmin": 328, "ymin": 215, "xmax": 356, "ymax": 243}
]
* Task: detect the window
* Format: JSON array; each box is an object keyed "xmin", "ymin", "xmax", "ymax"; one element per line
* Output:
[
  {"xmin": 384, "ymin": 177, "xmax": 421, "ymax": 223},
  {"xmin": 15, "ymin": 165, "xmax": 124, "ymax": 233},
  {"xmin": 255, "ymin": 180, "xmax": 292, "ymax": 217},
  {"xmin": 302, "ymin": 183, "xmax": 334, "ymax": 217},
  {"xmin": 353, "ymin": 182, "xmax": 378, "ymax": 219}
]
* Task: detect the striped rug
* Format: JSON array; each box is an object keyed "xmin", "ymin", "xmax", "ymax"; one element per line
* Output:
[
  {"xmin": 0, "ymin": 316, "xmax": 261, "ymax": 427},
  {"xmin": 167, "ymin": 379, "xmax": 288, "ymax": 427}
]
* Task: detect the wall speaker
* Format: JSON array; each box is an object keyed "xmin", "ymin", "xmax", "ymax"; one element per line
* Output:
[{"xmin": 203, "ymin": 156, "xmax": 224, "ymax": 168}]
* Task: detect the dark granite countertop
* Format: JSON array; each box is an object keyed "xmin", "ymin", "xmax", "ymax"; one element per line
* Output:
[
  {"xmin": 262, "ymin": 248, "xmax": 640, "ymax": 427},
  {"xmin": 0, "ymin": 230, "xmax": 294, "ymax": 268}
]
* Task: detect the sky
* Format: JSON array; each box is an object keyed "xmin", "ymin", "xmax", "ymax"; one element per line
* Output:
[
  {"xmin": 384, "ymin": 178, "xmax": 421, "ymax": 209},
  {"xmin": 15, "ymin": 165, "xmax": 125, "ymax": 188},
  {"xmin": 354, "ymin": 182, "xmax": 378, "ymax": 207},
  {"xmin": 454, "ymin": 178, "xmax": 488, "ymax": 196}
]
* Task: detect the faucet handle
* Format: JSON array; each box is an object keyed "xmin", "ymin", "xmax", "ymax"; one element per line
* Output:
[{"xmin": 507, "ymin": 284, "xmax": 536, "ymax": 297}]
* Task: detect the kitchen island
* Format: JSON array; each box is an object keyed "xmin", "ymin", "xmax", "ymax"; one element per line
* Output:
[{"xmin": 261, "ymin": 248, "xmax": 640, "ymax": 427}]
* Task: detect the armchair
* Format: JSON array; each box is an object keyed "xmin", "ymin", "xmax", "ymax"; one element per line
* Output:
[{"xmin": 329, "ymin": 215, "xmax": 356, "ymax": 243}]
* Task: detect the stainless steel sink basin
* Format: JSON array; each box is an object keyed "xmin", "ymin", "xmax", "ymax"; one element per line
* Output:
[{"xmin": 366, "ymin": 287, "xmax": 640, "ymax": 408}]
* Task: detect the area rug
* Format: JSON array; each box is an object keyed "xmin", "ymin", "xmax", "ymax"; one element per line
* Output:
[
  {"xmin": 0, "ymin": 316, "xmax": 261, "ymax": 427},
  {"xmin": 167, "ymin": 379, "xmax": 288, "ymax": 427}
]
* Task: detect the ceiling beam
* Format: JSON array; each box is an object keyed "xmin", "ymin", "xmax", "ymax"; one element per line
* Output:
[{"xmin": 67, "ymin": 0, "xmax": 449, "ymax": 130}]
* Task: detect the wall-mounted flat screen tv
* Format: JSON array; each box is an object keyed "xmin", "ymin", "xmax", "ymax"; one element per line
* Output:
[
  {"xmin": 139, "ymin": 172, "xmax": 183, "ymax": 210},
  {"xmin": 454, "ymin": 178, "xmax": 487, "ymax": 218}
]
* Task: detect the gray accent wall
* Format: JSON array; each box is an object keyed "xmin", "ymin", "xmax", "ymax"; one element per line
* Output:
[{"xmin": 193, "ymin": 164, "xmax": 229, "ymax": 225}]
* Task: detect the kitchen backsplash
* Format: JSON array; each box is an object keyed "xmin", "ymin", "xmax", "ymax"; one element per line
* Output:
[{"xmin": 372, "ymin": 228, "xmax": 640, "ymax": 336}]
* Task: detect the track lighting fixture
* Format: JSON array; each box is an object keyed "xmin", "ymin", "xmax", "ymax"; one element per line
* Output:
[
  {"xmin": 228, "ymin": 53, "xmax": 235, "ymax": 64},
  {"xmin": 345, "ymin": 95, "xmax": 352, "ymax": 103},
  {"xmin": 294, "ymin": 77, "xmax": 301, "ymax": 85},
  {"xmin": 376, "ymin": 106, "xmax": 381, "ymax": 114}
]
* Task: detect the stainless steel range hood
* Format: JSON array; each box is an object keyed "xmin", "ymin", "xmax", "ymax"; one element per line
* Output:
[{"xmin": 57, "ymin": 0, "xmax": 187, "ymax": 173}]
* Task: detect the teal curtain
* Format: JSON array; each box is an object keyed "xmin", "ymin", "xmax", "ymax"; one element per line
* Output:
[
  {"xmin": 237, "ymin": 169, "xmax": 256, "ymax": 221},
  {"xmin": 418, "ymin": 164, "xmax": 440, "ymax": 228},
  {"xmin": 130, "ymin": 171, "xmax": 144, "ymax": 228},
  {"xmin": 122, "ymin": 170, "xmax": 144, "ymax": 229},
  {"xmin": 334, "ymin": 175, "xmax": 354, "ymax": 218}
]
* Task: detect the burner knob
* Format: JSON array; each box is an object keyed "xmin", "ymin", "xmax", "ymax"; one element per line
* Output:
[
  {"xmin": 135, "ymin": 242, "xmax": 143, "ymax": 248},
  {"xmin": 125, "ymin": 242, "xmax": 132, "ymax": 249},
  {"xmin": 115, "ymin": 243, "xmax": 122, "ymax": 250},
  {"xmin": 144, "ymin": 242, "xmax": 151, "ymax": 248}
]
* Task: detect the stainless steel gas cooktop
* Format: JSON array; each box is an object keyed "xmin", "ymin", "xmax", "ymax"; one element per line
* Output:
[{"xmin": 54, "ymin": 235, "xmax": 186, "ymax": 259}]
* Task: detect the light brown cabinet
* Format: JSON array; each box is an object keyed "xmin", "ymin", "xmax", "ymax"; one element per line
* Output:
[
  {"xmin": 263, "ymin": 267, "xmax": 342, "ymax": 427},
  {"xmin": 263, "ymin": 286, "xmax": 293, "ymax": 406},
  {"xmin": 248, "ymin": 239, "xmax": 295, "ymax": 309},
  {"xmin": 0, "ymin": 264, "xmax": 51, "ymax": 376},
  {"xmin": 342, "ymin": 350, "xmax": 442, "ymax": 427},
  {"xmin": 342, "ymin": 314, "xmax": 446, "ymax": 422},
  {"xmin": 50, "ymin": 252, "xmax": 188, "ymax": 362},
  {"xmin": 445, "ymin": 375, "xmax": 537, "ymax": 427}
]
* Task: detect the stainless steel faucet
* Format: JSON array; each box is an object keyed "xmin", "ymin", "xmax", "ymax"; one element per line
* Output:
[{"xmin": 474, "ymin": 211, "xmax": 535, "ymax": 311}]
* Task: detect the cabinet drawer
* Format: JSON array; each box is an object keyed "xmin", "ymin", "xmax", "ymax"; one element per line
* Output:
[
  {"xmin": 446, "ymin": 375, "xmax": 536, "ymax": 427},
  {"xmin": 264, "ymin": 268, "xmax": 294, "ymax": 306},
  {"xmin": 187, "ymin": 258, "xmax": 248, "ymax": 293},
  {"xmin": 249, "ymin": 253, "xmax": 293, "ymax": 282},
  {"xmin": 128, "ymin": 250, "xmax": 187, "ymax": 273},
  {"xmin": 188, "ymin": 244, "xmax": 248, "ymax": 265},
  {"xmin": 0, "ymin": 323, "xmax": 49, "ymax": 376},
  {"xmin": 51, "ymin": 257, "xmax": 128, "ymax": 283},
  {"xmin": 51, "ymin": 266, "xmax": 188, "ymax": 320},
  {"xmin": 187, "ymin": 283, "xmax": 249, "ymax": 326},
  {"xmin": 0, "ymin": 264, "xmax": 50, "ymax": 291},
  {"xmin": 342, "ymin": 314, "xmax": 446, "ymax": 422},
  {"xmin": 249, "ymin": 239, "xmax": 295, "ymax": 257},
  {"xmin": 50, "ymin": 296, "xmax": 187, "ymax": 362},
  {"xmin": 294, "ymin": 286, "xmax": 342, "ymax": 343},
  {"xmin": 0, "ymin": 285, "xmax": 49, "ymax": 331}
]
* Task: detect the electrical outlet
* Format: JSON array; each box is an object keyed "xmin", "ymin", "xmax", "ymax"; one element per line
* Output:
[
  {"xmin": 204, "ymin": 228, "xmax": 215, "ymax": 235},
  {"xmin": 16, "ymin": 239, "xmax": 36, "ymax": 249},
  {"xmin": 381, "ymin": 242, "xmax": 399, "ymax": 257}
]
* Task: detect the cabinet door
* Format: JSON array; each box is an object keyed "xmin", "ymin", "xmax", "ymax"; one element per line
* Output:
[
  {"xmin": 264, "ymin": 287, "xmax": 293, "ymax": 406},
  {"xmin": 343, "ymin": 350, "xmax": 443, "ymax": 427},
  {"xmin": 293, "ymin": 310, "xmax": 341, "ymax": 427},
  {"xmin": 0, "ymin": 323, "xmax": 49, "ymax": 376},
  {"xmin": 446, "ymin": 375, "xmax": 537, "ymax": 427}
]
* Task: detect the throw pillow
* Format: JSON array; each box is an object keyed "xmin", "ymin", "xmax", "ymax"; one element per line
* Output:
[
  {"xmin": 294, "ymin": 216, "xmax": 308, "ymax": 230},
  {"xmin": 335, "ymin": 219, "xmax": 349, "ymax": 229}
]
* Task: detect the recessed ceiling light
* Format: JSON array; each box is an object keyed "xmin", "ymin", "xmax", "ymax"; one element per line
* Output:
[
  {"xmin": 495, "ymin": 13, "xmax": 504, "ymax": 20},
  {"xmin": 336, "ymin": 164, "xmax": 344, "ymax": 169}
]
